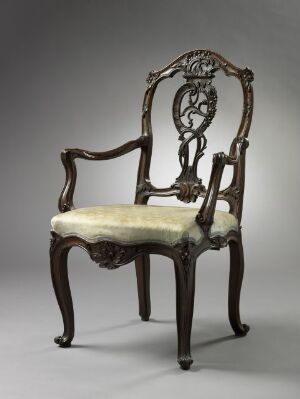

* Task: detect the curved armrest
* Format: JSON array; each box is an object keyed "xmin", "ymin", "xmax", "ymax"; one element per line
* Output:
[
  {"xmin": 226, "ymin": 136, "xmax": 249, "ymax": 165},
  {"xmin": 196, "ymin": 137, "xmax": 249, "ymax": 234},
  {"xmin": 58, "ymin": 136, "xmax": 147, "ymax": 212}
]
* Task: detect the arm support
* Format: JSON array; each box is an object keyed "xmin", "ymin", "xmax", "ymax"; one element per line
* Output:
[
  {"xmin": 196, "ymin": 137, "xmax": 249, "ymax": 233},
  {"xmin": 58, "ymin": 136, "xmax": 147, "ymax": 212}
]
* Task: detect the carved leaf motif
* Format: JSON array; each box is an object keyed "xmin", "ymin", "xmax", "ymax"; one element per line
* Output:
[
  {"xmin": 89, "ymin": 242, "xmax": 136, "ymax": 270},
  {"xmin": 183, "ymin": 50, "xmax": 220, "ymax": 79},
  {"xmin": 174, "ymin": 181, "xmax": 203, "ymax": 203}
]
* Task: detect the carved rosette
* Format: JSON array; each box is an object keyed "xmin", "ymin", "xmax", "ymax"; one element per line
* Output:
[
  {"xmin": 88, "ymin": 241, "xmax": 136, "ymax": 270},
  {"xmin": 174, "ymin": 179, "xmax": 204, "ymax": 203}
]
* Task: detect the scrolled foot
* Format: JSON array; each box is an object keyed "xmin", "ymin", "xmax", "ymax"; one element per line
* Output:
[
  {"xmin": 177, "ymin": 355, "xmax": 193, "ymax": 370},
  {"xmin": 235, "ymin": 323, "xmax": 250, "ymax": 337},
  {"xmin": 54, "ymin": 335, "xmax": 72, "ymax": 347}
]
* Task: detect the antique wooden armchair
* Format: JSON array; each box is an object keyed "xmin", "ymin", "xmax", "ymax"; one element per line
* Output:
[{"xmin": 50, "ymin": 49, "xmax": 254, "ymax": 370}]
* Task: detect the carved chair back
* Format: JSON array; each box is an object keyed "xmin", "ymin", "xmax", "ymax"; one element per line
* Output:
[{"xmin": 135, "ymin": 50, "xmax": 254, "ymax": 224}]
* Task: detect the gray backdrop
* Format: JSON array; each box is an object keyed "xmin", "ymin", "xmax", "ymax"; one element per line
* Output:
[{"xmin": 0, "ymin": 1, "xmax": 299, "ymax": 398}]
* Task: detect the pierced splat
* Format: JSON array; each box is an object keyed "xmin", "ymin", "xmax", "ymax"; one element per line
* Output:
[{"xmin": 171, "ymin": 53, "xmax": 219, "ymax": 203}]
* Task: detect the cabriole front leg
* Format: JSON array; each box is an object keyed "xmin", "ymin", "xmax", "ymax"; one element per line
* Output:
[
  {"xmin": 50, "ymin": 238, "xmax": 74, "ymax": 347},
  {"xmin": 228, "ymin": 233, "xmax": 249, "ymax": 336},
  {"xmin": 174, "ymin": 254, "xmax": 196, "ymax": 370}
]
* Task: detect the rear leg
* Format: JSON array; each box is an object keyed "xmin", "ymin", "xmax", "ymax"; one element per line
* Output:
[
  {"xmin": 228, "ymin": 233, "xmax": 249, "ymax": 336},
  {"xmin": 135, "ymin": 254, "xmax": 151, "ymax": 321}
]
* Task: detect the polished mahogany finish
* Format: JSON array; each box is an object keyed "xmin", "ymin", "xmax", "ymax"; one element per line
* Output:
[{"xmin": 50, "ymin": 49, "xmax": 254, "ymax": 370}]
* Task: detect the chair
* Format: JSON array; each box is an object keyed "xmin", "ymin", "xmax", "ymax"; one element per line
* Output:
[{"xmin": 50, "ymin": 49, "xmax": 254, "ymax": 370}]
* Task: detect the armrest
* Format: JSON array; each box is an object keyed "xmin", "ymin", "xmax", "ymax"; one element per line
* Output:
[
  {"xmin": 58, "ymin": 136, "xmax": 147, "ymax": 212},
  {"xmin": 196, "ymin": 136, "xmax": 249, "ymax": 233},
  {"xmin": 226, "ymin": 136, "xmax": 249, "ymax": 165}
]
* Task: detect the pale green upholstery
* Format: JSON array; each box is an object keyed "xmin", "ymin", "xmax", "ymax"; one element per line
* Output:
[{"xmin": 51, "ymin": 204, "xmax": 238, "ymax": 245}]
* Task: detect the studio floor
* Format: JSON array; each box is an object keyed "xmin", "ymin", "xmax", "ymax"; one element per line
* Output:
[{"xmin": 1, "ymin": 251, "xmax": 299, "ymax": 399}]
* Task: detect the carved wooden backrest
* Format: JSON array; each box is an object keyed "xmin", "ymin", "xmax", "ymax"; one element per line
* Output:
[{"xmin": 136, "ymin": 50, "xmax": 253, "ymax": 222}]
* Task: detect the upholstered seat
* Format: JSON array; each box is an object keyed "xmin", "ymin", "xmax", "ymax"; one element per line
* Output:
[{"xmin": 51, "ymin": 204, "xmax": 238, "ymax": 245}]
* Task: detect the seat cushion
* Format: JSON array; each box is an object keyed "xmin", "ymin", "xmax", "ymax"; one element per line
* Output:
[{"xmin": 51, "ymin": 204, "xmax": 238, "ymax": 245}]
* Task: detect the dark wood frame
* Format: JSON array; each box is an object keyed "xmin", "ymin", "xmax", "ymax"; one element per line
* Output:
[{"xmin": 50, "ymin": 49, "xmax": 254, "ymax": 370}]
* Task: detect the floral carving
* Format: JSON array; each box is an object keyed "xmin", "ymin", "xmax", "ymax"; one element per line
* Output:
[
  {"xmin": 174, "ymin": 181, "xmax": 203, "ymax": 204},
  {"xmin": 172, "ymin": 166, "xmax": 206, "ymax": 203},
  {"xmin": 88, "ymin": 242, "xmax": 136, "ymax": 270},
  {"xmin": 182, "ymin": 50, "xmax": 220, "ymax": 79}
]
